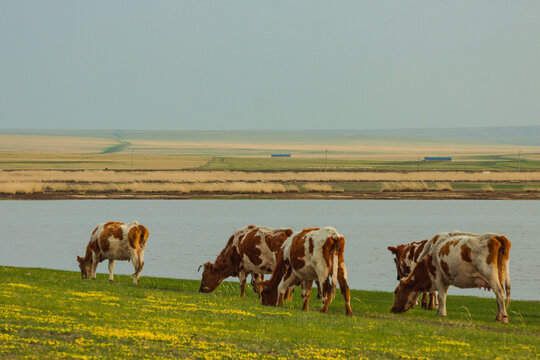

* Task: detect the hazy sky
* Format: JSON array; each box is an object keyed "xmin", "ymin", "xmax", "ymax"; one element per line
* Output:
[{"xmin": 1, "ymin": 1, "xmax": 538, "ymax": 131}]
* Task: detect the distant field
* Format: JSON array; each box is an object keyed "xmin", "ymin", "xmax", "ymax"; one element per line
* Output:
[
  {"xmin": 199, "ymin": 156, "xmax": 540, "ymax": 171},
  {"xmin": 0, "ymin": 153, "xmax": 210, "ymax": 170},
  {"xmin": 1, "ymin": 130, "xmax": 540, "ymax": 171},
  {"xmin": 2, "ymin": 153, "xmax": 540, "ymax": 171}
]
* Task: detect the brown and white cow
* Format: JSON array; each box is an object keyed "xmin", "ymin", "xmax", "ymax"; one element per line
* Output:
[
  {"xmin": 198, "ymin": 225, "xmax": 294, "ymax": 297},
  {"xmin": 388, "ymin": 240, "xmax": 438, "ymax": 310},
  {"xmin": 391, "ymin": 232, "xmax": 511, "ymax": 322},
  {"xmin": 260, "ymin": 227, "xmax": 353, "ymax": 316},
  {"xmin": 77, "ymin": 221, "xmax": 149, "ymax": 284}
]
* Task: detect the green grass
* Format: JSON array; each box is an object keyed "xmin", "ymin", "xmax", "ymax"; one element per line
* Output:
[
  {"xmin": 199, "ymin": 157, "xmax": 540, "ymax": 171},
  {"xmin": 101, "ymin": 141, "xmax": 131, "ymax": 154},
  {"xmin": 1, "ymin": 267, "xmax": 538, "ymax": 359}
]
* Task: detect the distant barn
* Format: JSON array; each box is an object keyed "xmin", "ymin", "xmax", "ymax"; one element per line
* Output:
[
  {"xmin": 424, "ymin": 156, "xmax": 452, "ymax": 161},
  {"xmin": 271, "ymin": 154, "xmax": 291, "ymax": 158}
]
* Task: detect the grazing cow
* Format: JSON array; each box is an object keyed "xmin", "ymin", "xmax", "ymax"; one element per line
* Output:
[
  {"xmin": 199, "ymin": 225, "xmax": 294, "ymax": 297},
  {"xmin": 391, "ymin": 232, "xmax": 511, "ymax": 322},
  {"xmin": 260, "ymin": 227, "xmax": 353, "ymax": 316},
  {"xmin": 77, "ymin": 221, "xmax": 149, "ymax": 284},
  {"xmin": 388, "ymin": 240, "xmax": 438, "ymax": 310}
]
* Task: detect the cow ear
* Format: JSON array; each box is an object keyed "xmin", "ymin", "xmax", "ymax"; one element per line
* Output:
[
  {"xmin": 388, "ymin": 246, "xmax": 398, "ymax": 255},
  {"xmin": 284, "ymin": 229, "xmax": 293, "ymax": 237},
  {"xmin": 198, "ymin": 262, "xmax": 212, "ymax": 272},
  {"xmin": 76, "ymin": 256, "xmax": 82, "ymax": 263}
]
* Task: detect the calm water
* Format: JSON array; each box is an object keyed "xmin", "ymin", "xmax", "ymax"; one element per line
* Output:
[{"xmin": 0, "ymin": 200, "xmax": 538, "ymax": 301}]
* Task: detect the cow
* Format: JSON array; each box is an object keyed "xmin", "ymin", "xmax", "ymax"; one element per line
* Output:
[
  {"xmin": 391, "ymin": 232, "xmax": 511, "ymax": 323},
  {"xmin": 388, "ymin": 240, "xmax": 438, "ymax": 310},
  {"xmin": 76, "ymin": 221, "xmax": 149, "ymax": 284},
  {"xmin": 198, "ymin": 225, "xmax": 294, "ymax": 297},
  {"xmin": 260, "ymin": 227, "xmax": 353, "ymax": 316}
]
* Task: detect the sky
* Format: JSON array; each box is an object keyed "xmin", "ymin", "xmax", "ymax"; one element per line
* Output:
[{"xmin": 0, "ymin": 1, "xmax": 538, "ymax": 131}]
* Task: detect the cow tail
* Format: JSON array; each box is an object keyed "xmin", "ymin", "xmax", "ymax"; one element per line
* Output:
[
  {"xmin": 138, "ymin": 225, "xmax": 150, "ymax": 248},
  {"xmin": 334, "ymin": 236, "xmax": 346, "ymax": 271},
  {"xmin": 496, "ymin": 236, "xmax": 511, "ymax": 307}
]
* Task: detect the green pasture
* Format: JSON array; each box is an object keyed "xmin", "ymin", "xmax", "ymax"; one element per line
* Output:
[
  {"xmin": 1, "ymin": 266, "xmax": 538, "ymax": 359},
  {"xmin": 200, "ymin": 156, "xmax": 540, "ymax": 171}
]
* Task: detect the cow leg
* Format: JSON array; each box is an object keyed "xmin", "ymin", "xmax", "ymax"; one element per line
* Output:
[
  {"xmin": 277, "ymin": 270, "xmax": 299, "ymax": 307},
  {"xmin": 108, "ymin": 259, "xmax": 115, "ymax": 282},
  {"xmin": 239, "ymin": 271, "xmax": 247, "ymax": 297},
  {"xmin": 436, "ymin": 285, "xmax": 449, "ymax": 317},
  {"xmin": 315, "ymin": 281, "xmax": 321, "ymax": 299},
  {"xmin": 91, "ymin": 252, "xmax": 99, "ymax": 279},
  {"xmin": 284, "ymin": 287, "xmax": 294, "ymax": 301},
  {"xmin": 251, "ymin": 274, "xmax": 263, "ymax": 298},
  {"xmin": 421, "ymin": 292, "xmax": 428, "ymax": 310},
  {"xmin": 491, "ymin": 280, "xmax": 508, "ymax": 323},
  {"xmin": 301, "ymin": 280, "xmax": 313, "ymax": 311},
  {"xmin": 319, "ymin": 278, "xmax": 334, "ymax": 314},
  {"xmin": 428, "ymin": 291, "xmax": 437, "ymax": 310},
  {"xmin": 337, "ymin": 263, "xmax": 353, "ymax": 316},
  {"xmin": 131, "ymin": 256, "xmax": 144, "ymax": 285},
  {"xmin": 91, "ymin": 262, "xmax": 98, "ymax": 279}
]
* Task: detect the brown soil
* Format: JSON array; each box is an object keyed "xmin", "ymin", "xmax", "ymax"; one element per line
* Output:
[{"xmin": 3, "ymin": 191, "xmax": 540, "ymax": 200}]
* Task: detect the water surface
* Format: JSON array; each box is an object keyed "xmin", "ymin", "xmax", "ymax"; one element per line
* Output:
[{"xmin": 0, "ymin": 200, "xmax": 538, "ymax": 301}]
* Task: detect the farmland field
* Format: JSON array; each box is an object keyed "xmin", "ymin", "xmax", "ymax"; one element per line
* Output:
[
  {"xmin": 1, "ymin": 266, "xmax": 538, "ymax": 359},
  {"xmin": 2, "ymin": 129, "xmax": 540, "ymax": 199},
  {"xmin": 2, "ymin": 129, "xmax": 540, "ymax": 171}
]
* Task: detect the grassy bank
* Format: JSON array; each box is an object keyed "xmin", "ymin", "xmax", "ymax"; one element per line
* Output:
[{"xmin": 1, "ymin": 267, "xmax": 538, "ymax": 359}]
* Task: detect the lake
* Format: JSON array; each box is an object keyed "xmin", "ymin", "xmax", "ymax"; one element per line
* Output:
[{"xmin": 0, "ymin": 200, "xmax": 538, "ymax": 301}]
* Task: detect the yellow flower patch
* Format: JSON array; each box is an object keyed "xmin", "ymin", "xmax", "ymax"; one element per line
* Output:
[{"xmin": 3, "ymin": 283, "xmax": 35, "ymax": 289}]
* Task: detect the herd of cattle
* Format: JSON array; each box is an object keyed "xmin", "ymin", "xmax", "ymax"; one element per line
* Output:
[{"xmin": 77, "ymin": 221, "xmax": 512, "ymax": 323}]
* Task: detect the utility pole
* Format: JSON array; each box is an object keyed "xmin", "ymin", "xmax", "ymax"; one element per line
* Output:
[
  {"xmin": 518, "ymin": 149, "xmax": 521, "ymax": 172},
  {"xmin": 325, "ymin": 148, "xmax": 328, "ymax": 172}
]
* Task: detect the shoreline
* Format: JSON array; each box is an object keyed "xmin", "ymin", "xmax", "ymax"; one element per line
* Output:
[{"xmin": 3, "ymin": 190, "xmax": 540, "ymax": 200}]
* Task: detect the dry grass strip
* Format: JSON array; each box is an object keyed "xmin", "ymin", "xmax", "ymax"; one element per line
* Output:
[
  {"xmin": 380, "ymin": 182, "xmax": 453, "ymax": 192},
  {"xmin": 0, "ymin": 181, "xmax": 301, "ymax": 194},
  {"xmin": 2, "ymin": 170, "xmax": 540, "ymax": 183}
]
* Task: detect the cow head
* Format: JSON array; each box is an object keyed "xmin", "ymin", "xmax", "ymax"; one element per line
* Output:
[
  {"xmin": 250, "ymin": 274, "xmax": 263, "ymax": 294},
  {"xmin": 198, "ymin": 262, "xmax": 223, "ymax": 293},
  {"xmin": 387, "ymin": 245, "xmax": 412, "ymax": 281},
  {"xmin": 391, "ymin": 280, "xmax": 422, "ymax": 313},
  {"xmin": 387, "ymin": 246, "xmax": 402, "ymax": 280},
  {"xmin": 77, "ymin": 256, "xmax": 92, "ymax": 279},
  {"xmin": 259, "ymin": 280, "xmax": 279, "ymax": 306}
]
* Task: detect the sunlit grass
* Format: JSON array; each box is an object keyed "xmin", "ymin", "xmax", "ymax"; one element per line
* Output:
[{"xmin": 1, "ymin": 266, "xmax": 538, "ymax": 359}]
